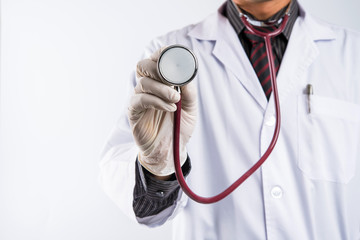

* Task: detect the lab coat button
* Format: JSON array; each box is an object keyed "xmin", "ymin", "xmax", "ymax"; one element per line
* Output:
[
  {"xmin": 156, "ymin": 191, "xmax": 165, "ymax": 197},
  {"xmin": 271, "ymin": 186, "xmax": 283, "ymax": 199},
  {"xmin": 265, "ymin": 116, "xmax": 276, "ymax": 126}
]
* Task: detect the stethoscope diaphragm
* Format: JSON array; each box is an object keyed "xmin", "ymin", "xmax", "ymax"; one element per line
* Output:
[{"xmin": 157, "ymin": 45, "xmax": 198, "ymax": 87}]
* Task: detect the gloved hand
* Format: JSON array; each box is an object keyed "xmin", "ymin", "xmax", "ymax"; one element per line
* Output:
[{"xmin": 128, "ymin": 47, "xmax": 197, "ymax": 177}]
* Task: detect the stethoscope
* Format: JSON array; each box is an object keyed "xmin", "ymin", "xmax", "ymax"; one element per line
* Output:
[{"xmin": 157, "ymin": 3, "xmax": 290, "ymax": 204}]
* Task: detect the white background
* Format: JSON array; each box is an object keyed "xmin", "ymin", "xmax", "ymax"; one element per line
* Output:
[{"xmin": 0, "ymin": 0, "xmax": 359, "ymax": 239}]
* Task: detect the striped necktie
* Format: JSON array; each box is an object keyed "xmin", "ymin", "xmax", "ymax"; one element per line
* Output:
[{"xmin": 243, "ymin": 26, "xmax": 280, "ymax": 100}]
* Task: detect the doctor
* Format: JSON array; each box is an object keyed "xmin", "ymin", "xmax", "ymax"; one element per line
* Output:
[{"xmin": 100, "ymin": 0, "xmax": 360, "ymax": 239}]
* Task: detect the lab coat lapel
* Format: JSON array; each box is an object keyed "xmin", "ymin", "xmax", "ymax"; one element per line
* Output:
[
  {"xmin": 188, "ymin": 3, "xmax": 336, "ymax": 111},
  {"xmin": 268, "ymin": 5, "xmax": 336, "ymax": 110},
  {"xmin": 188, "ymin": 4, "xmax": 268, "ymax": 110},
  {"xmin": 212, "ymin": 33, "xmax": 268, "ymax": 109}
]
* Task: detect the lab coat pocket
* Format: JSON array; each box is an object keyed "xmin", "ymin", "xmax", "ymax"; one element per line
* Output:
[{"xmin": 297, "ymin": 95, "xmax": 360, "ymax": 183}]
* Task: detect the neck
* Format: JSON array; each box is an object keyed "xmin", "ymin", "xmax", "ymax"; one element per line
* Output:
[{"xmin": 233, "ymin": 0, "xmax": 291, "ymax": 20}]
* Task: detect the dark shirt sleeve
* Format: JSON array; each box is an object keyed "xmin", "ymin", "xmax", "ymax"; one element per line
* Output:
[{"xmin": 133, "ymin": 156, "xmax": 191, "ymax": 218}]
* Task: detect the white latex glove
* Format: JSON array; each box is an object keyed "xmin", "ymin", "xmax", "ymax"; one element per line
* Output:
[{"xmin": 128, "ymin": 47, "xmax": 197, "ymax": 176}]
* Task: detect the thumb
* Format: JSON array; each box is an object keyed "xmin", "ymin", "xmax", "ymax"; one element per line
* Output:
[{"xmin": 180, "ymin": 81, "xmax": 197, "ymax": 112}]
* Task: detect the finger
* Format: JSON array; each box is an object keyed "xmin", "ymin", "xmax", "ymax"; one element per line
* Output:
[
  {"xmin": 129, "ymin": 93, "xmax": 177, "ymax": 114},
  {"xmin": 136, "ymin": 46, "xmax": 169, "ymax": 79},
  {"xmin": 136, "ymin": 58, "xmax": 161, "ymax": 80},
  {"xmin": 135, "ymin": 77, "xmax": 180, "ymax": 103},
  {"xmin": 149, "ymin": 47, "xmax": 167, "ymax": 62}
]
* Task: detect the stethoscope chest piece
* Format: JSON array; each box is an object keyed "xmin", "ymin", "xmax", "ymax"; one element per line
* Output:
[{"xmin": 157, "ymin": 45, "xmax": 198, "ymax": 87}]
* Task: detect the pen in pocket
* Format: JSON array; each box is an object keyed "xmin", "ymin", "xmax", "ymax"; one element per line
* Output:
[{"xmin": 306, "ymin": 84, "xmax": 313, "ymax": 113}]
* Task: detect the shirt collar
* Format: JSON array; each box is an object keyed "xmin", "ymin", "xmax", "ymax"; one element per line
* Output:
[{"xmin": 225, "ymin": 0, "xmax": 299, "ymax": 40}]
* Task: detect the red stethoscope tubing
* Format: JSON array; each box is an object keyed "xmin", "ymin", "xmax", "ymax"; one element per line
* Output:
[{"xmin": 173, "ymin": 15, "xmax": 289, "ymax": 204}]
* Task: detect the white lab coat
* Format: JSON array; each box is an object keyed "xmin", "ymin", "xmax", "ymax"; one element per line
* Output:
[{"xmin": 99, "ymin": 2, "xmax": 360, "ymax": 240}]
